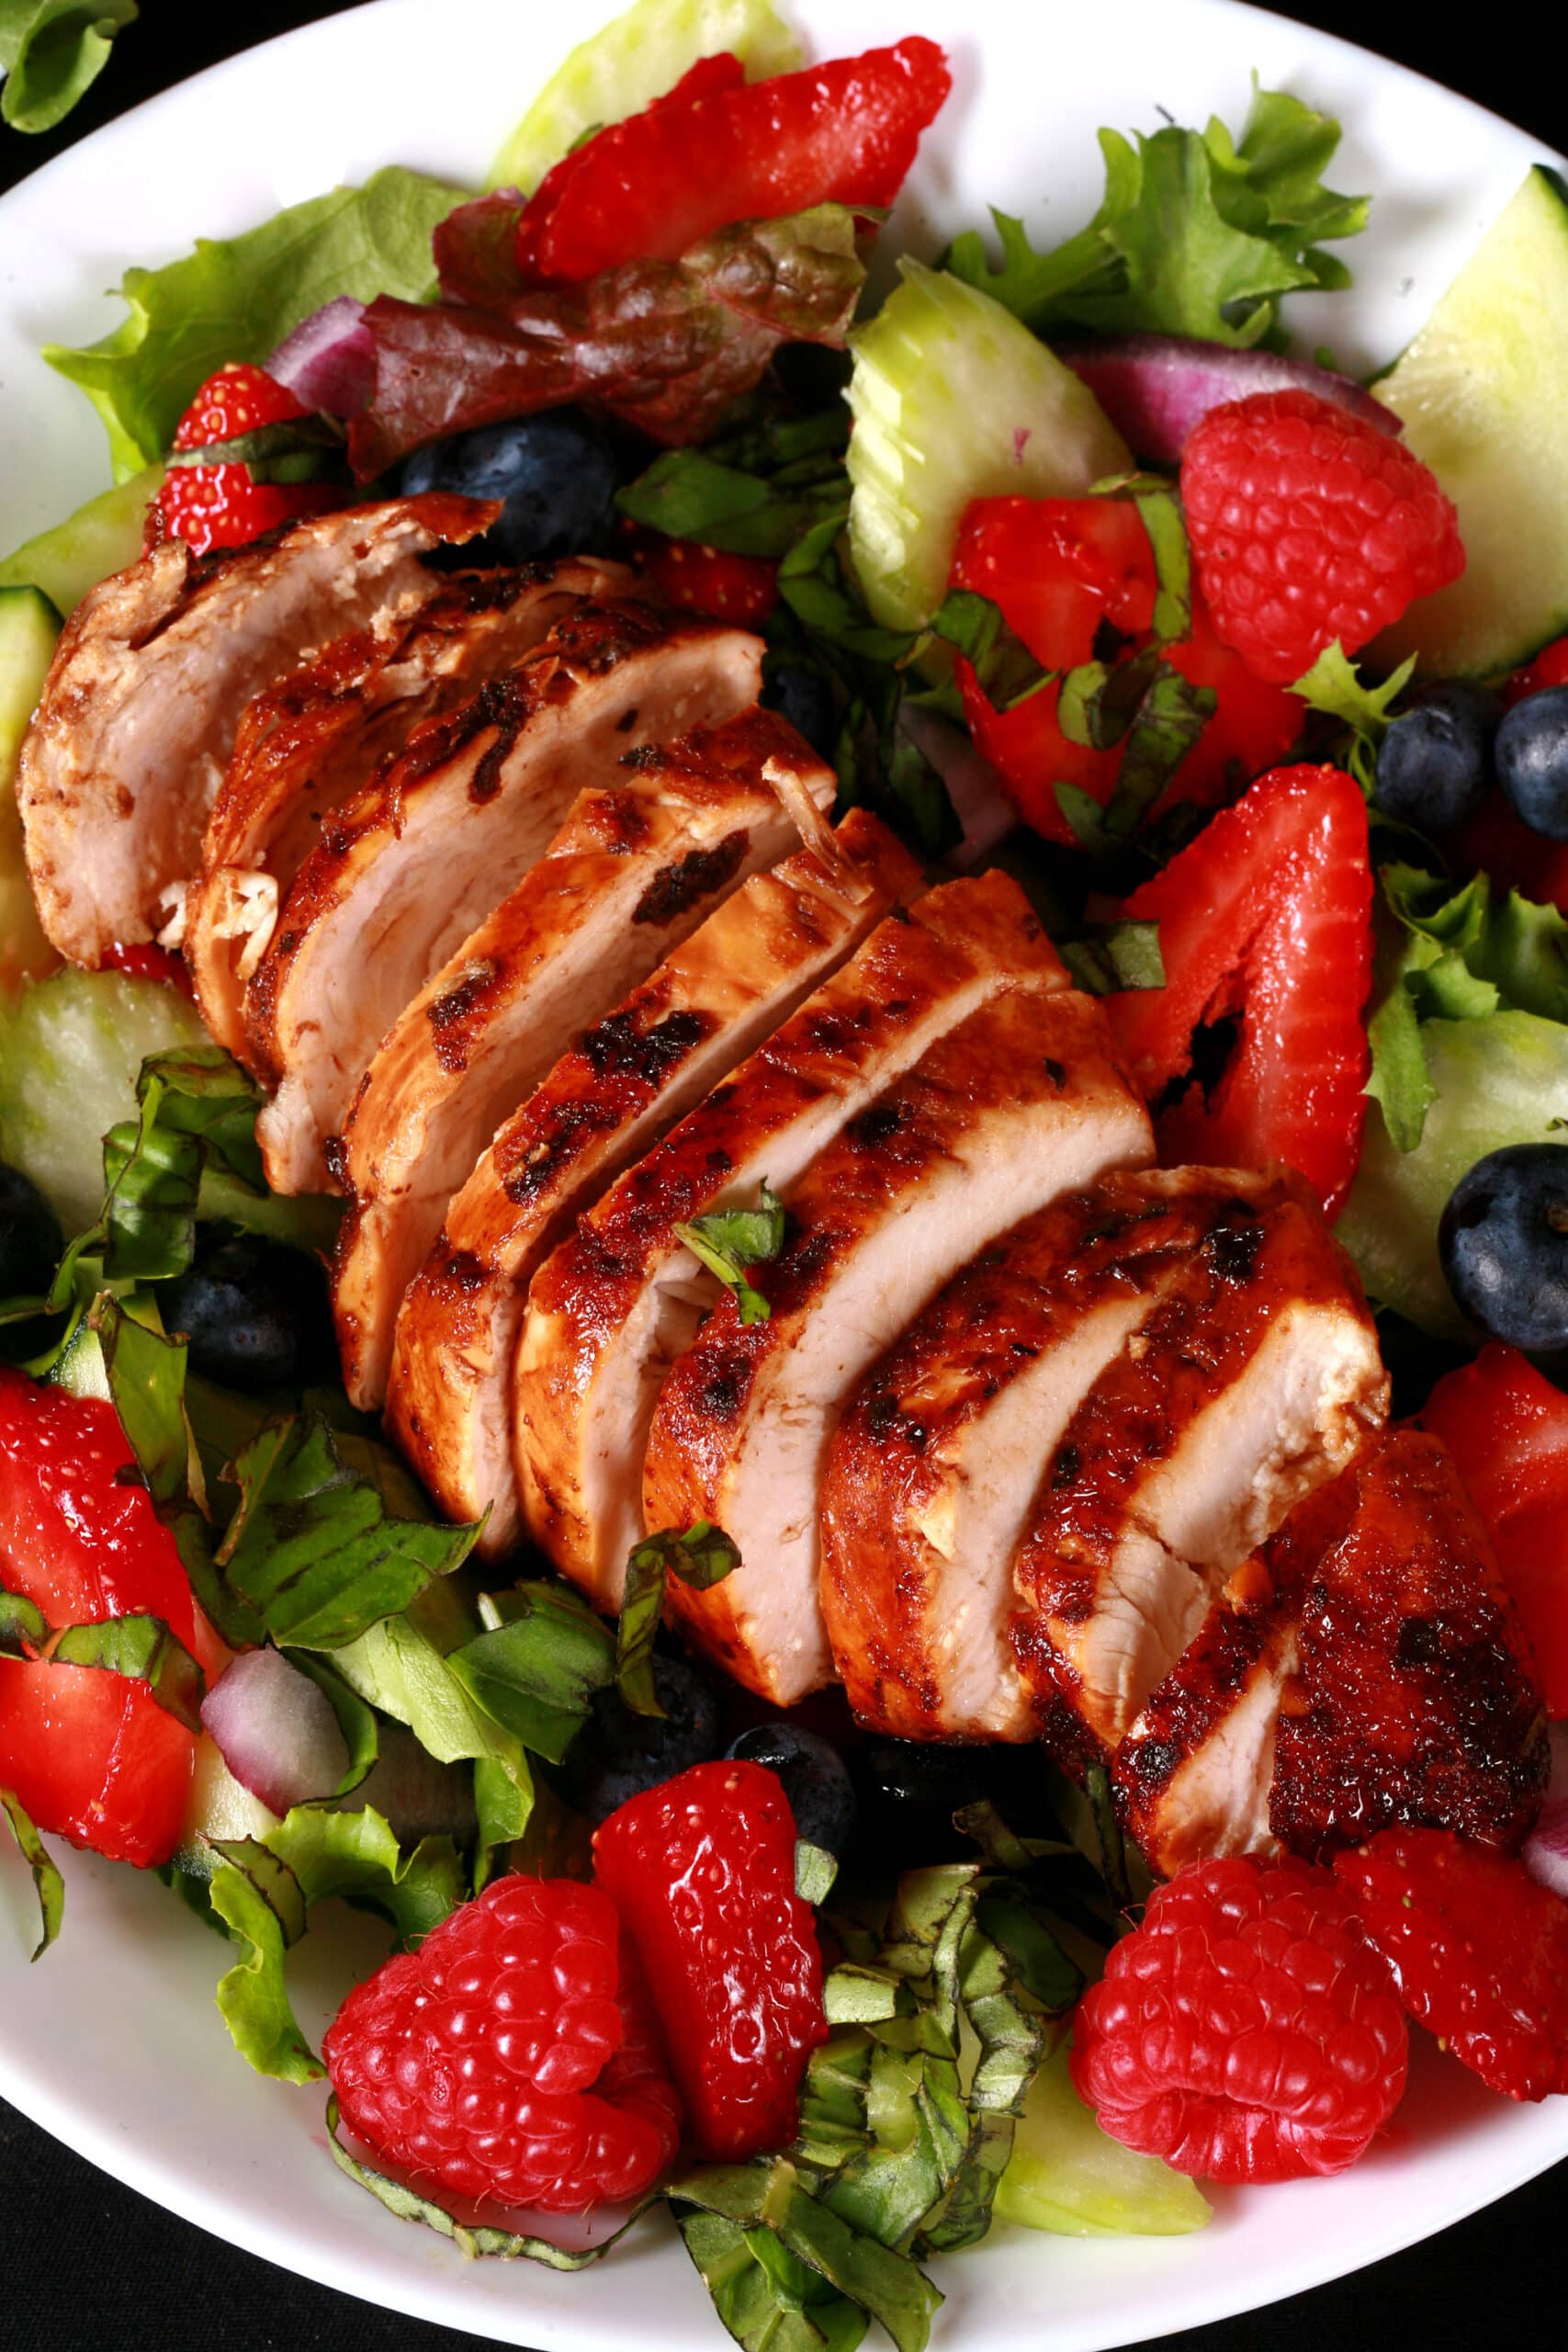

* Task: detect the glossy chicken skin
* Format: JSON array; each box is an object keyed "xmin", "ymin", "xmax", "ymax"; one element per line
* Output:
[
  {"xmin": 19, "ymin": 494, "xmax": 494, "ymax": 967},
  {"xmin": 646, "ymin": 984, "xmax": 1153, "ymax": 1705},
  {"xmin": 187, "ymin": 557, "xmax": 627, "ymax": 1054},
  {"xmin": 822, "ymin": 1169, "xmax": 1265, "ymax": 1743},
  {"xmin": 246, "ymin": 600, "xmax": 761, "ymax": 1193},
  {"xmin": 1010, "ymin": 1175, "xmax": 1387, "ymax": 1763},
  {"xmin": 330, "ymin": 707, "xmax": 834, "ymax": 1408},
  {"xmin": 515, "ymin": 871, "xmax": 1068, "ymax": 1610},
  {"xmin": 386, "ymin": 808, "xmax": 921, "ymax": 1555}
]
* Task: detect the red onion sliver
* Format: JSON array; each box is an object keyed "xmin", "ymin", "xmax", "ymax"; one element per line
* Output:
[
  {"xmin": 898, "ymin": 702, "xmax": 1018, "ymax": 870},
  {"xmin": 200, "ymin": 1646, "xmax": 349, "ymax": 1817},
  {"xmin": 1053, "ymin": 332, "xmax": 1401, "ymax": 467},
  {"xmin": 266, "ymin": 295, "xmax": 376, "ymax": 418}
]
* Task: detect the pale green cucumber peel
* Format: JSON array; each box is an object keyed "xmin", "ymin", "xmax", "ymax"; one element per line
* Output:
[
  {"xmin": 1377, "ymin": 165, "xmax": 1568, "ymax": 677},
  {"xmin": 488, "ymin": 0, "xmax": 802, "ymax": 193},
  {"xmin": 846, "ymin": 259, "xmax": 1132, "ymax": 632}
]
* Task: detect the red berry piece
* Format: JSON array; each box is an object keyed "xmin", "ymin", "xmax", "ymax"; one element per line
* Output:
[
  {"xmin": 1334, "ymin": 1829, "xmax": 1568, "ymax": 2101},
  {"xmin": 1069, "ymin": 1853, "xmax": 1408, "ymax": 2183},
  {"xmin": 323, "ymin": 1874, "xmax": 682, "ymax": 2213},
  {"xmin": 151, "ymin": 362, "xmax": 345, "ymax": 559},
  {"xmin": 593, "ymin": 1758, "xmax": 827, "ymax": 2161},
  {"xmin": 1180, "ymin": 388, "xmax": 1464, "ymax": 684}
]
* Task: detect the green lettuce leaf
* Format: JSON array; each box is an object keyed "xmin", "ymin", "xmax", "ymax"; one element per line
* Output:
[
  {"xmin": 207, "ymin": 1838, "xmax": 321, "ymax": 2083},
  {"xmin": 446, "ymin": 1581, "xmax": 615, "ymax": 1765},
  {"xmin": 1, "ymin": 1787, "xmax": 63, "ymax": 1959},
  {"xmin": 945, "ymin": 82, "xmax": 1366, "ymax": 349},
  {"xmin": 0, "ymin": 0, "xmax": 135, "ymax": 133},
  {"xmin": 216, "ymin": 1414, "xmax": 480, "ymax": 1650},
  {"xmin": 1290, "ymin": 641, "xmax": 1415, "ymax": 797},
  {"xmin": 617, "ymin": 1522, "xmax": 741, "ymax": 1716},
  {"xmin": 45, "ymin": 166, "xmax": 465, "ymax": 480},
  {"xmin": 1366, "ymin": 865, "xmax": 1568, "ymax": 1152}
]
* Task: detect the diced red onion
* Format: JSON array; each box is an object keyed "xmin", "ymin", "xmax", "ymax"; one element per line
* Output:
[
  {"xmin": 200, "ymin": 1647, "xmax": 349, "ymax": 1816},
  {"xmin": 1053, "ymin": 333, "xmax": 1401, "ymax": 466},
  {"xmin": 266, "ymin": 296, "xmax": 376, "ymax": 418},
  {"xmin": 1524, "ymin": 1724, "xmax": 1568, "ymax": 1901},
  {"xmin": 898, "ymin": 702, "xmax": 1018, "ymax": 870}
]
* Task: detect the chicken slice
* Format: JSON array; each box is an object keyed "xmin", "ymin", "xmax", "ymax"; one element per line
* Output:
[
  {"xmin": 18, "ymin": 494, "xmax": 495, "ymax": 966},
  {"xmin": 187, "ymin": 558, "xmax": 628, "ymax": 1055},
  {"xmin": 1269, "ymin": 1429, "xmax": 1548, "ymax": 1860},
  {"xmin": 247, "ymin": 602, "xmax": 761, "ymax": 1193},
  {"xmin": 1010, "ymin": 1174, "xmax": 1387, "ymax": 1765},
  {"xmin": 822, "ymin": 1169, "xmax": 1265, "ymax": 1744},
  {"xmin": 646, "ymin": 987, "xmax": 1152, "ymax": 1706},
  {"xmin": 331, "ymin": 707, "xmax": 835, "ymax": 1410},
  {"xmin": 386, "ymin": 808, "xmax": 922, "ymax": 1557},
  {"xmin": 1113, "ymin": 1477, "xmax": 1351, "ymax": 1878},
  {"xmin": 515, "ymin": 871, "xmax": 1068, "ymax": 1610}
]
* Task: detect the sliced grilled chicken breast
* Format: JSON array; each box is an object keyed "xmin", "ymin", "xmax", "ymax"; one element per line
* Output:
[
  {"xmin": 331, "ymin": 708, "xmax": 835, "ymax": 1410},
  {"xmin": 18, "ymin": 495, "xmax": 494, "ymax": 966},
  {"xmin": 247, "ymin": 603, "xmax": 761, "ymax": 1193},
  {"xmin": 1010, "ymin": 1174, "xmax": 1387, "ymax": 1764},
  {"xmin": 386, "ymin": 808, "xmax": 922, "ymax": 1555},
  {"xmin": 822, "ymin": 1170, "xmax": 1264, "ymax": 1743},
  {"xmin": 516, "ymin": 872, "xmax": 1068, "ymax": 1610},
  {"xmin": 1269, "ymin": 1430, "xmax": 1548, "ymax": 1859},
  {"xmin": 645, "ymin": 986, "xmax": 1152, "ymax": 1707},
  {"xmin": 187, "ymin": 559, "xmax": 627, "ymax": 1054},
  {"xmin": 1113, "ymin": 1479, "xmax": 1346, "ymax": 1877}
]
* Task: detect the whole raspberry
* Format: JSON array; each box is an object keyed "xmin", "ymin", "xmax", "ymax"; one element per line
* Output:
[
  {"xmin": 151, "ymin": 362, "xmax": 344, "ymax": 559},
  {"xmin": 322, "ymin": 1874, "xmax": 681, "ymax": 2212},
  {"xmin": 593, "ymin": 1758, "xmax": 828, "ymax": 2161},
  {"xmin": 1179, "ymin": 388, "xmax": 1464, "ymax": 684},
  {"xmin": 1069, "ymin": 1853, "xmax": 1407, "ymax": 2183},
  {"xmin": 1334, "ymin": 1830, "xmax": 1568, "ymax": 2101}
]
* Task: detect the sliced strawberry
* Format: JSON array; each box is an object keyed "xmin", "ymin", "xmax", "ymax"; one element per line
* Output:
[
  {"xmin": 1335, "ymin": 1829, "xmax": 1568, "ymax": 2102},
  {"xmin": 514, "ymin": 37, "xmax": 952, "ymax": 284},
  {"xmin": 151, "ymin": 363, "xmax": 346, "ymax": 560},
  {"xmin": 97, "ymin": 941, "xmax": 196, "ymax": 998},
  {"xmin": 0, "ymin": 1365, "xmax": 202, "ymax": 1865},
  {"xmin": 950, "ymin": 495, "xmax": 1301, "ymax": 847},
  {"xmin": 1420, "ymin": 1344, "xmax": 1568, "ymax": 1719},
  {"xmin": 1446, "ymin": 791, "xmax": 1568, "ymax": 918},
  {"xmin": 1502, "ymin": 634, "xmax": 1568, "ymax": 707},
  {"xmin": 623, "ymin": 526, "xmax": 779, "ymax": 625},
  {"xmin": 1105, "ymin": 763, "xmax": 1373, "ymax": 1218}
]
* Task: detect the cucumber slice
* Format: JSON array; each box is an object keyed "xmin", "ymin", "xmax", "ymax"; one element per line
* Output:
[
  {"xmin": 487, "ymin": 0, "xmax": 800, "ymax": 192},
  {"xmin": 0, "ymin": 584, "xmax": 62, "ymax": 995},
  {"xmin": 1378, "ymin": 167, "xmax": 1568, "ymax": 677},
  {"xmin": 0, "ymin": 465, "xmax": 162, "ymax": 618},
  {"xmin": 846, "ymin": 261, "xmax": 1132, "ymax": 632},
  {"xmin": 995, "ymin": 2043, "xmax": 1212, "ymax": 2238},
  {"xmin": 0, "ymin": 967, "xmax": 341, "ymax": 1254},
  {"xmin": 1337, "ymin": 1009, "xmax": 1568, "ymax": 1338},
  {"xmin": 175, "ymin": 1738, "xmax": 280, "ymax": 1878}
]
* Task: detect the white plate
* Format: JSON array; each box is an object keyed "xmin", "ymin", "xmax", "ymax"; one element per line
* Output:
[{"xmin": 1, "ymin": 2, "xmax": 1564, "ymax": 2345}]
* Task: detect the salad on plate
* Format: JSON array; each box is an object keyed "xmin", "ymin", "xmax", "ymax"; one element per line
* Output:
[{"xmin": 2, "ymin": 3, "xmax": 1567, "ymax": 2346}]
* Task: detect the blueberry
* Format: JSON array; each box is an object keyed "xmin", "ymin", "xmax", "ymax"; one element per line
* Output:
[
  {"xmin": 0, "ymin": 1162, "xmax": 62, "ymax": 1300},
  {"xmin": 727, "ymin": 1723, "xmax": 856, "ymax": 1856},
  {"xmin": 761, "ymin": 662, "xmax": 839, "ymax": 762},
  {"xmin": 1374, "ymin": 682, "xmax": 1494, "ymax": 831},
  {"xmin": 1495, "ymin": 684, "xmax": 1568, "ymax": 842},
  {"xmin": 555, "ymin": 1655, "xmax": 722, "ymax": 1825},
  {"xmin": 155, "ymin": 1229, "xmax": 335, "ymax": 1392},
  {"xmin": 400, "ymin": 410, "xmax": 624, "ymax": 568},
  {"xmin": 1438, "ymin": 1143, "xmax": 1568, "ymax": 1351}
]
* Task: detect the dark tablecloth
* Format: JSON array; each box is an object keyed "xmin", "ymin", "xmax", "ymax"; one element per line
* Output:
[{"xmin": 2, "ymin": 4, "xmax": 1562, "ymax": 2345}]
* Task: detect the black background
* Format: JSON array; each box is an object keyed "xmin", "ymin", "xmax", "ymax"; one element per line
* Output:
[{"xmin": 1, "ymin": 4, "xmax": 1562, "ymax": 2346}]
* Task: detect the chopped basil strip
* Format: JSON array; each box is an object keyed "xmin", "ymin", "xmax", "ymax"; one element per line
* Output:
[
  {"xmin": 0, "ymin": 1584, "xmax": 50, "ymax": 1657},
  {"xmin": 675, "ymin": 1180, "xmax": 786, "ymax": 1326},
  {"xmin": 0, "ymin": 1788, "xmax": 63, "ymax": 1959},
  {"xmin": 617, "ymin": 1523, "xmax": 741, "ymax": 1718},
  {"xmin": 52, "ymin": 1611, "xmax": 206, "ymax": 1734}
]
